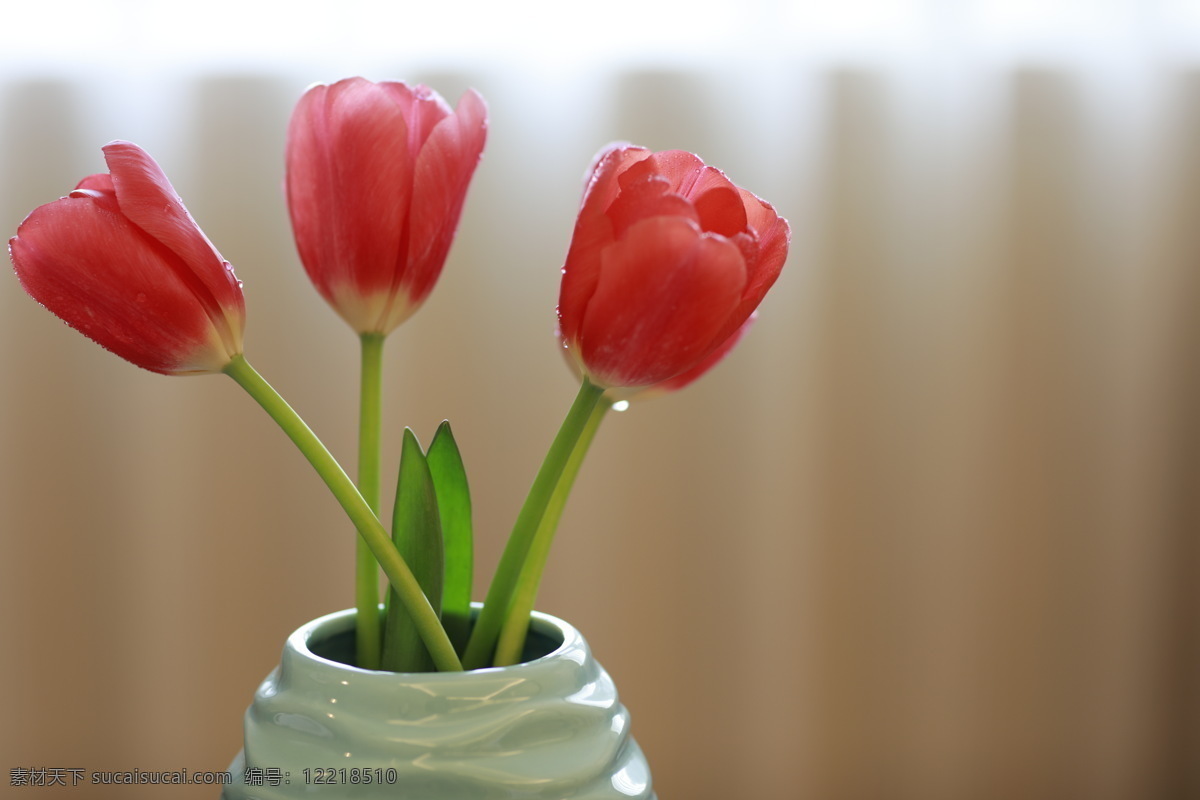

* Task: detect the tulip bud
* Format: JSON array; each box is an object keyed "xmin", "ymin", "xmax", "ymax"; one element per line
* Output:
[
  {"xmin": 556, "ymin": 144, "xmax": 789, "ymax": 390},
  {"xmin": 9, "ymin": 141, "xmax": 246, "ymax": 375},
  {"xmin": 285, "ymin": 77, "xmax": 488, "ymax": 335}
]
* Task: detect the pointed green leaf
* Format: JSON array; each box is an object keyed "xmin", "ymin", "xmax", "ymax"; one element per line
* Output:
[
  {"xmin": 427, "ymin": 420, "xmax": 474, "ymax": 655},
  {"xmin": 381, "ymin": 428, "xmax": 444, "ymax": 672}
]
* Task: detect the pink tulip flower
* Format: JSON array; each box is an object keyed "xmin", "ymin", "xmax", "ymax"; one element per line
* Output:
[
  {"xmin": 286, "ymin": 77, "xmax": 488, "ymax": 335},
  {"xmin": 557, "ymin": 144, "xmax": 789, "ymax": 390},
  {"xmin": 9, "ymin": 141, "xmax": 246, "ymax": 375}
]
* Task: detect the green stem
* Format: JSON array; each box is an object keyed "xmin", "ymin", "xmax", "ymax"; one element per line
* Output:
[
  {"xmin": 462, "ymin": 379, "xmax": 606, "ymax": 669},
  {"xmin": 223, "ymin": 354, "xmax": 461, "ymax": 672},
  {"xmin": 355, "ymin": 333, "xmax": 385, "ymax": 670},
  {"xmin": 492, "ymin": 397, "xmax": 609, "ymax": 666}
]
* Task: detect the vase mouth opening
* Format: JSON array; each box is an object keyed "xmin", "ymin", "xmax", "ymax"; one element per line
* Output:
[{"xmin": 292, "ymin": 606, "xmax": 578, "ymax": 675}]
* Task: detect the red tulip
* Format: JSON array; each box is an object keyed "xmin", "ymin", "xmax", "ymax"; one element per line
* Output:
[
  {"xmin": 286, "ymin": 77, "xmax": 488, "ymax": 335},
  {"xmin": 556, "ymin": 144, "xmax": 789, "ymax": 390},
  {"xmin": 9, "ymin": 141, "xmax": 246, "ymax": 375}
]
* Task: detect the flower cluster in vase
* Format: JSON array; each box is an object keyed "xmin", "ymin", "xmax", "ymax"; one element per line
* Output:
[{"xmin": 9, "ymin": 77, "xmax": 789, "ymax": 673}]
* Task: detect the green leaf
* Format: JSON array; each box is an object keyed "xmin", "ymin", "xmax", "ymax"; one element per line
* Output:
[
  {"xmin": 428, "ymin": 421, "xmax": 474, "ymax": 656},
  {"xmin": 381, "ymin": 428, "xmax": 444, "ymax": 672}
]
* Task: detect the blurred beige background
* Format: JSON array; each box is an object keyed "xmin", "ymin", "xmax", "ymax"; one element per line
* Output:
[{"xmin": 3, "ymin": 3, "xmax": 1199, "ymax": 799}]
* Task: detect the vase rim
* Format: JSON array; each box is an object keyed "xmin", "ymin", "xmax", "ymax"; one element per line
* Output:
[{"xmin": 288, "ymin": 605, "xmax": 583, "ymax": 677}]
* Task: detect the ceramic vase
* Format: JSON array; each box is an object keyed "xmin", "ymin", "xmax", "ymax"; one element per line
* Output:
[{"xmin": 222, "ymin": 606, "xmax": 654, "ymax": 798}]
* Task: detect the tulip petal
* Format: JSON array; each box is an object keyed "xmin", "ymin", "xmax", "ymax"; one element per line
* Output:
[
  {"xmin": 327, "ymin": 78, "xmax": 415, "ymax": 294},
  {"xmin": 101, "ymin": 142, "xmax": 245, "ymax": 354},
  {"xmin": 379, "ymin": 81, "xmax": 453, "ymax": 156},
  {"xmin": 285, "ymin": 82, "xmax": 336, "ymax": 292},
  {"xmin": 583, "ymin": 143, "xmax": 653, "ymax": 212},
  {"xmin": 610, "ymin": 152, "xmax": 750, "ymax": 240},
  {"xmin": 74, "ymin": 173, "xmax": 115, "ymax": 196},
  {"xmin": 660, "ymin": 313, "xmax": 755, "ymax": 391},
  {"xmin": 693, "ymin": 183, "xmax": 748, "ymax": 238},
  {"xmin": 287, "ymin": 78, "xmax": 416, "ymax": 331},
  {"xmin": 399, "ymin": 88, "xmax": 488, "ymax": 324},
  {"xmin": 604, "ymin": 171, "xmax": 697, "ymax": 239},
  {"xmin": 11, "ymin": 196, "xmax": 232, "ymax": 374},
  {"xmin": 741, "ymin": 188, "xmax": 790, "ymax": 277},
  {"xmin": 70, "ymin": 174, "xmax": 120, "ymax": 213},
  {"xmin": 577, "ymin": 216, "xmax": 746, "ymax": 388},
  {"xmin": 641, "ymin": 150, "xmax": 706, "ymax": 194},
  {"xmin": 722, "ymin": 189, "xmax": 790, "ymax": 340},
  {"xmin": 558, "ymin": 144, "xmax": 652, "ymax": 344},
  {"xmin": 629, "ymin": 314, "xmax": 756, "ymax": 400}
]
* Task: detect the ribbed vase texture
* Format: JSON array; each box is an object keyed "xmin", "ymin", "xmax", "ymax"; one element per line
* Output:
[{"xmin": 222, "ymin": 608, "xmax": 654, "ymax": 799}]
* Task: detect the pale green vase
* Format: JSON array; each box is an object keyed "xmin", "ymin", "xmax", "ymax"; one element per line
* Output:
[{"xmin": 222, "ymin": 606, "xmax": 654, "ymax": 799}]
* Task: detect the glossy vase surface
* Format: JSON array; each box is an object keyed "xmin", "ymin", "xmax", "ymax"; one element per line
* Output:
[{"xmin": 222, "ymin": 607, "xmax": 654, "ymax": 799}]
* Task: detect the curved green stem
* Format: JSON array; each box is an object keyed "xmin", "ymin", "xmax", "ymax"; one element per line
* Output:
[
  {"xmin": 223, "ymin": 354, "xmax": 461, "ymax": 672},
  {"xmin": 492, "ymin": 397, "xmax": 610, "ymax": 666},
  {"xmin": 355, "ymin": 333, "xmax": 385, "ymax": 670},
  {"xmin": 462, "ymin": 379, "xmax": 606, "ymax": 669}
]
